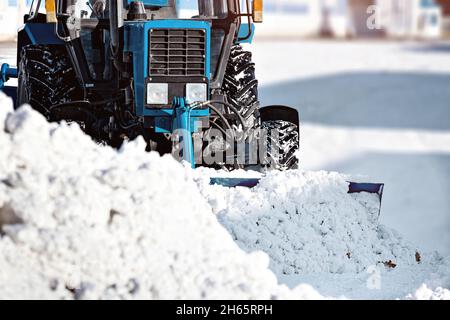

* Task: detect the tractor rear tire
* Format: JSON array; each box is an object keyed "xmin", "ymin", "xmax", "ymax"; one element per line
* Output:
[
  {"xmin": 260, "ymin": 106, "xmax": 300, "ymax": 171},
  {"xmin": 17, "ymin": 45, "xmax": 82, "ymax": 116},
  {"xmin": 222, "ymin": 46, "xmax": 299, "ymax": 171}
]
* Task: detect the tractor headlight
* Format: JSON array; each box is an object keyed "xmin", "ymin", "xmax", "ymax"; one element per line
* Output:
[
  {"xmin": 147, "ymin": 83, "xmax": 169, "ymax": 105},
  {"xmin": 186, "ymin": 83, "xmax": 207, "ymax": 104}
]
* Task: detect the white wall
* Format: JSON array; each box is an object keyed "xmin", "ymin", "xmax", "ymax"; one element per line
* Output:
[
  {"xmin": 256, "ymin": 0, "xmax": 349, "ymax": 39},
  {"xmin": 258, "ymin": 0, "xmax": 443, "ymax": 39},
  {"xmin": 256, "ymin": 0, "xmax": 322, "ymax": 38},
  {"xmin": 0, "ymin": 0, "xmax": 27, "ymax": 41}
]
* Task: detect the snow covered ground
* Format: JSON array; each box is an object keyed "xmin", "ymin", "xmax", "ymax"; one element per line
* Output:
[{"xmin": 1, "ymin": 40, "xmax": 449, "ymax": 300}]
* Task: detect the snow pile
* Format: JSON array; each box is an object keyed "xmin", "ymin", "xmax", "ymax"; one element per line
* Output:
[
  {"xmin": 410, "ymin": 257, "xmax": 450, "ymax": 300},
  {"xmin": 0, "ymin": 93, "xmax": 324, "ymax": 300},
  {"xmin": 408, "ymin": 285, "xmax": 450, "ymax": 300},
  {"xmin": 196, "ymin": 170, "xmax": 420, "ymax": 276},
  {"xmin": 0, "ymin": 91, "xmax": 448, "ymax": 300}
]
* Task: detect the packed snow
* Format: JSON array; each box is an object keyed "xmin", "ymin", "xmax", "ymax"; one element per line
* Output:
[
  {"xmin": 197, "ymin": 170, "xmax": 414, "ymax": 276},
  {"xmin": 0, "ymin": 91, "xmax": 448, "ymax": 300},
  {"xmin": 194, "ymin": 168, "xmax": 449, "ymax": 299}
]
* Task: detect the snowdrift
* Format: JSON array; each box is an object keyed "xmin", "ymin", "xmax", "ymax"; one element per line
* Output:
[
  {"xmin": 0, "ymin": 92, "xmax": 448, "ymax": 299},
  {"xmin": 0, "ymin": 93, "xmax": 320, "ymax": 300},
  {"xmin": 197, "ymin": 170, "xmax": 417, "ymax": 275}
]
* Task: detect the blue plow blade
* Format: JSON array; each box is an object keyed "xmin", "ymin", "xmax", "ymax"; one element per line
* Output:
[
  {"xmin": 210, "ymin": 177, "xmax": 261, "ymax": 189},
  {"xmin": 348, "ymin": 182, "xmax": 384, "ymax": 203},
  {"xmin": 210, "ymin": 178, "xmax": 385, "ymax": 202}
]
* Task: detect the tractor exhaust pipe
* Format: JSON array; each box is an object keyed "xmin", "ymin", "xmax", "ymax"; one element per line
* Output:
[{"xmin": 109, "ymin": 0, "xmax": 123, "ymax": 52}]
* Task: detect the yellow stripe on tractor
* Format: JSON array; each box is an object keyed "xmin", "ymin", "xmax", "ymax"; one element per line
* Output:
[
  {"xmin": 253, "ymin": 0, "xmax": 263, "ymax": 23},
  {"xmin": 45, "ymin": 0, "xmax": 57, "ymax": 23}
]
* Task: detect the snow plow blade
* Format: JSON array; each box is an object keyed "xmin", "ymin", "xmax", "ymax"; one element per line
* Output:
[
  {"xmin": 348, "ymin": 182, "xmax": 384, "ymax": 202},
  {"xmin": 210, "ymin": 177, "xmax": 384, "ymax": 204},
  {"xmin": 210, "ymin": 177, "xmax": 261, "ymax": 188}
]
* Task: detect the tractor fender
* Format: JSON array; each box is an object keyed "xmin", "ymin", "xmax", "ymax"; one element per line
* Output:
[{"xmin": 259, "ymin": 105, "xmax": 300, "ymax": 127}]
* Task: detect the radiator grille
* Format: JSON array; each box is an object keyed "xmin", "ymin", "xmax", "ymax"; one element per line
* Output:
[{"xmin": 149, "ymin": 29, "xmax": 207, "ymax": 77}]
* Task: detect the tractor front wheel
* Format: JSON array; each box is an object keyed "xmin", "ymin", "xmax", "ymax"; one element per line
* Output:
[
  {"xmin": 17, "ymin": 45, "xmax": 82, "ymax": 115},
  {"xmin": 222, "ymin": 44, "xmax": 260, "ymax": 130}
]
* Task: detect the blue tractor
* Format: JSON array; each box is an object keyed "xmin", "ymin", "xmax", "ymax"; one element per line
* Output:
[
  {"xmin": 1, "ymin": 0, "xmax": 301, "ymax": 171},
  {"xmin": 0, "ymin": 0, "xmax": 384, "ymax": 200}
]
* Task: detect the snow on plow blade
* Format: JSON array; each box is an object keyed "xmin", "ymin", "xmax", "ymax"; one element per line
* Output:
[{"xmin": 210, "ymin": 177, "xmax": 385, "ymax": 209}]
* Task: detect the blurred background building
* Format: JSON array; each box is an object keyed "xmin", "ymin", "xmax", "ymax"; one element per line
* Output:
[
  {"xmin": 376, "ymin": 0, "xmax": 442, "ymax": 38},
  {"xmin": 436, "ymin": 0, "xmax": 450, "ymax": 36},
  {"xmin": 0, "ymin": 0, "xmax": 447, "ymax": 41},
  {"xmin": 258, "ymin": 0, "xmax": 444, "ymax": 39},
  {"xmin": 0, "ymin": 0, "xmax": 29, "ymax": 42}
]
